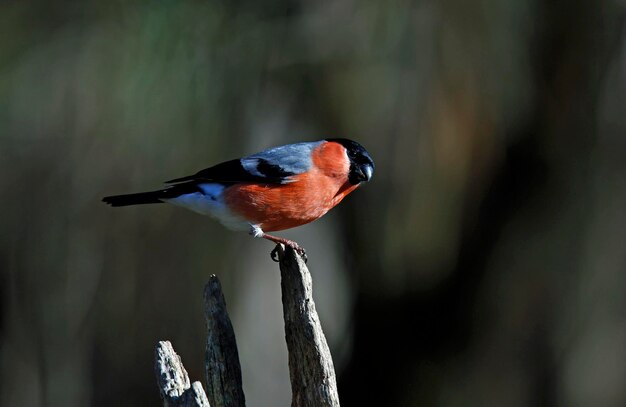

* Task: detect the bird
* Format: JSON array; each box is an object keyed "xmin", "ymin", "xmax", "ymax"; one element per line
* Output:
[{"xmin": 102, "ymin": 138, "xmax": 374, "ymax": 261}]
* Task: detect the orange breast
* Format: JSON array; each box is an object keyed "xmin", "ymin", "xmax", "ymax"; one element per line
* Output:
[{"xmin": 223, "ymin": 141, "xmax": 360, "ymax": 232}]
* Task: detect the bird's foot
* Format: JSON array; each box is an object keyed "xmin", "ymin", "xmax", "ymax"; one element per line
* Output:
[{"xmin": 262, "ymin": 233, "xmax": 307, "ymax": 263}]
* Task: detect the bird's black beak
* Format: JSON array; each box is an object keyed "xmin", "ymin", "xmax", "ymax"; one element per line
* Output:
[
  {"xmin": 362, "ymin": 164, "xmax": 373, "ymax": 181},
  {"xmin": 353, "ymin": 163, "xmax": 374, "ymax": 183}
]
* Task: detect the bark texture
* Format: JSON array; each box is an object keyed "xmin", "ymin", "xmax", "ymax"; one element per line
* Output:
[
  {"xmin": 155, "ymin": 340, "xmax": 210, "ymax": 407},
  {"xmin": 203, "ymin": 275, "xmax": 246, "ymax": 407},
  {"xmin": 277, "ymin": 245, "xmax": 341, "ymax": 407}
]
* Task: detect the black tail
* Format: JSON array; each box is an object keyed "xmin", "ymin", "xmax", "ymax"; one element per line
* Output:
[{"xmin": 102, "ymin": 191, "xmax": 165, "ymax": 207}]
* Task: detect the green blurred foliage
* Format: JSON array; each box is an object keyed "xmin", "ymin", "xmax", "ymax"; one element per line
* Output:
[{"xmin": 1, "ymin": 0, "xmax": 624, "ymax": 406}]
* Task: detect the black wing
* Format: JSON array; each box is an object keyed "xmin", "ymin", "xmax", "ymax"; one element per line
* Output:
[
  {"xmin": 165, "ymin": 158, "xmax": 288, "ymax": 184},
  {"xmin": 165, "ymin": 142, "xmax": 321, "ymax": 185}
]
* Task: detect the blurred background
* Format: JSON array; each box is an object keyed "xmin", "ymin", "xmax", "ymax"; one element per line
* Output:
[{"xmin": 1, "ymin": 0, "xmax": 625, "ymax": 406}]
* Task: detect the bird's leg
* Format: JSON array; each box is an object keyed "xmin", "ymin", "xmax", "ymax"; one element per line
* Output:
[{"xmin": 249, "ymin": 225, "xmax": 307, "ymax": 262}]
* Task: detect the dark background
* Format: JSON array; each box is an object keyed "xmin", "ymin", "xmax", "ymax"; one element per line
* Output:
[{"xmin": 1, "ymin": 1, "xmax": 625, "ymax": 406}]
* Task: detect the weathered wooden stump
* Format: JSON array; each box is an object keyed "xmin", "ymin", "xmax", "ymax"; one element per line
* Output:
[{"xmin": 154, "ymin": 245, "xmax": 340, "ymax": 407}]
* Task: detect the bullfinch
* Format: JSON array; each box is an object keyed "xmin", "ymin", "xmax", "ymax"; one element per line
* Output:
[{"xmin": 102, "ymin": 138, "xmax": 374, "ymax": 260}]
